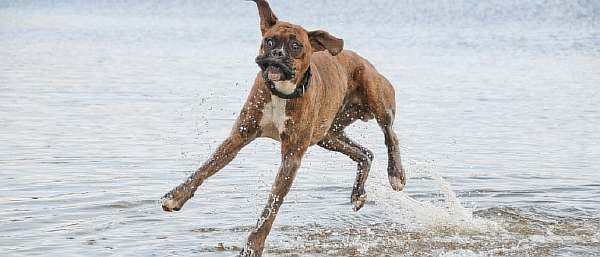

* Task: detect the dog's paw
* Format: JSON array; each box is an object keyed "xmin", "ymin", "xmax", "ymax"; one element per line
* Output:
[
  {"xmin": 388, "ymin": 158, "xmax": 406, "ymax": 191},
  {"xmin": 238, "ymin": 248, "xmax": 251, "ymax": 257},
  {"xmin": 161, "ymin": 192, "xmax": 184, "ymax": 212},
  {"xmin": 351, "ymin": 193, "xmax": 367, "ymax": 211},
  {"xmin": 388, "ymin": 174, "xmax": 406, "ymax": 191},
  {"xmin": 161, "ymin": 183, "xmax": 197, "ymax": 212},
  {"xmin": 239, "ymin": 246, "xmax": 262, "ymax": 257}
]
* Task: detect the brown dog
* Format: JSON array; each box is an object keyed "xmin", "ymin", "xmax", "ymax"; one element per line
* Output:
[{"xmin": 161, "ymin": 0, "xmax": 406, "ymax": 256}]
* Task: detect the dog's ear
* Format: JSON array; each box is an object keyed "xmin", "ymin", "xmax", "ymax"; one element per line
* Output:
[
  {"xmin": 308, "ymin": 30, "xmax": 344, "ymax": 56},
  {"xmin": 248, "ymin": 0, "xmax": 278, "ymax": 35}
]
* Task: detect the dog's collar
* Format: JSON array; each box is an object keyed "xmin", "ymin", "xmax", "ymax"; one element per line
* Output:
[{"xmin": 265, "ymin": 66, "xmax": 312, "ymax": 99}]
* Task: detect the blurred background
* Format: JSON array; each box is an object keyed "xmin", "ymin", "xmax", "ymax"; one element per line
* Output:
[{"xmin": 1, "ymin": 1, "xmax": 599, "ymax": 256}]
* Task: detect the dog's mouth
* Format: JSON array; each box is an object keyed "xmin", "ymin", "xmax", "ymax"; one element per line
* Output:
[{"xmin": 255, "ymin": 56, "xmax": 295, "ymax": 82}]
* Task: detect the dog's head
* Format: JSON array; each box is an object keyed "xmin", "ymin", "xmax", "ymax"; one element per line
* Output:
[{"xmin": 250, "ymin": 0, "xmax": 343, "ymax": 84}]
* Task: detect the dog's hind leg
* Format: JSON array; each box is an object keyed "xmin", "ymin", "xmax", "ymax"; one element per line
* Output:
[
  {"xmin": 378, "ymin": 113, "xmax": 406, "ymax": 191},
  {"xmin": 318, "ymin": 133, "xmax": 373, "ymax": 211},
  {"xmin": 361, "ymin": 69, "xmax": 406, "ymax": 191}
]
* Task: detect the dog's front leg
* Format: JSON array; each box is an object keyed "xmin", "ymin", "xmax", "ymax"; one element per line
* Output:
[
  {"xmin": 161, "ymin": 83, "xmax": 269, "ymax": 212},
  {"xmin": 161, "ymin": 131, "xmax": 257, "ymax": 212},
  {"xmin": 240, "ymin": 133, "xmax": 310, "ymax": 257}
]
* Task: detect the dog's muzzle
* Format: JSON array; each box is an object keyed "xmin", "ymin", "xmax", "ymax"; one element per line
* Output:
[{"xmin": 255, "ymin": 56, "xmax": 296, "ymax": 82}]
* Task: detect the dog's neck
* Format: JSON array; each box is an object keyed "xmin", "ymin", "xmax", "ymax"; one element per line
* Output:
[{"xmin": 266, "ymin": 66, "xmax": 312, "ymax": 99}]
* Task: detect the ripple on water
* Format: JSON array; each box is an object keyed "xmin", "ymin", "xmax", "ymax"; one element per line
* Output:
[
  {"xmin": 243, "ymin": 207, "xmax": 600, "ymax": 257},
  {"xmin": 169, "ymin": 167, "xmax": 600, "ymax": 256},
  {"xmin": 2, "ymin": 1, "xmax": 600, "ymax": 256}
]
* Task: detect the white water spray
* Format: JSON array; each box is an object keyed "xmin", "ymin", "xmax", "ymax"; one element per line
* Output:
[{"xmin": 369, "ymin": 162, "xmax": 503, "ymax": 234}]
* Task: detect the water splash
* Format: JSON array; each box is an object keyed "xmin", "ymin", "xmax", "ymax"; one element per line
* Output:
[{"xmin": 369, "ymin": 162, "xmax": 503, "ymax": 234}]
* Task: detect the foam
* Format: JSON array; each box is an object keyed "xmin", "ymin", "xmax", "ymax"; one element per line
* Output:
[{"xmin": 369, "ymin": 162, "xmax": 504, "ymax": 234}]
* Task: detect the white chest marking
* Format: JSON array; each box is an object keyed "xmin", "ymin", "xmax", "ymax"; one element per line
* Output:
[
  {"xmin": 260, "ymin": 96, "xmax": 289, "ymax": 134},
  {"xmin": 273, "ymin": 80, "xmax": 296, "ymax": 95}
]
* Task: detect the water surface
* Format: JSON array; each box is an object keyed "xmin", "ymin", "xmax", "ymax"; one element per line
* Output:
[{"xmin": 1, "ymin": 1, "xmax": 599, "ymax": 256}]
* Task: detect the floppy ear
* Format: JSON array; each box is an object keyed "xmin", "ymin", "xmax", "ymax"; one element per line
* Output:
[
  {"xmin": 248, "ymin": 0, "xmax": 278, "ymax": 35},
  {"xmin": 308, "ymin": 30, "xmax": 344, "ymax": 56}
]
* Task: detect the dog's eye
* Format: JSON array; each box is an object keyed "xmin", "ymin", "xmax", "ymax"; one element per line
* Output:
[
  {"xmin": 266, "ymin": 38, "xmax": 274, "ymax": 48},
  {"xmin": 291, "ymin": 42, "xmax": 301, "ymax": 50}
]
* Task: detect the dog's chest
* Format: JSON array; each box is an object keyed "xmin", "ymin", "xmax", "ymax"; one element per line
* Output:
[
  {"xmin": 259, "ymin": 96, "xmax": 288, "ymax": 138},
  {"xmin": 273, "ymin": 81, "xmax": 296, "ymax": 95}
]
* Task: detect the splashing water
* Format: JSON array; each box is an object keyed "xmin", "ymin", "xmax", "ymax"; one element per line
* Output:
[
  {"xmin": 369, "ymin": 162, "xmax": 504, "ymax": 234},
  {"xmin": 264, "ymin": 161, "xmax": 599, "ymax": 256},
  {"xmin": 2, "ymin": 1, "xmax": 599, "ymax": 256}
]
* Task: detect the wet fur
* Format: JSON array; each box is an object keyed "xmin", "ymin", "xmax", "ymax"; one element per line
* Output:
[{"xmin": 161, "ymin": 1, "xmax": 406, "ymax": 256}]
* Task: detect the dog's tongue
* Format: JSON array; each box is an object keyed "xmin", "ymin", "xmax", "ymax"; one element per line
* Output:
[{"xmin": 266, "ymin": 66, "xmax": 282, "ymax": 81}]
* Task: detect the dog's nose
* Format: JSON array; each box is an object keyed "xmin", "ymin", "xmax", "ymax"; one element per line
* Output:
[{"xmin": 270, "ymin": 49, "xmax": 284, "ymax": 57}]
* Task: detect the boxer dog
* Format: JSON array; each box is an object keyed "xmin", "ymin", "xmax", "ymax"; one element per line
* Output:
[{"xmin": 161, "ymin": 0, "xmax": 406, "ymax": 256}]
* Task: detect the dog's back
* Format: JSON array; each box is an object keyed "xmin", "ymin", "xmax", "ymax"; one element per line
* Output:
[
  {"xmin": 162, "ymin": 1, "xmax": 405, "ymax": 256},
  {"xmin": 311, "ymin": 49, "xmax": 397, "ymax": 127}
]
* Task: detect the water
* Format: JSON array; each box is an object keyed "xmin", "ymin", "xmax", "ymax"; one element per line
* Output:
[{"xmin": 1, "ymin": 1, "xmax": 599, "ymax": 256}]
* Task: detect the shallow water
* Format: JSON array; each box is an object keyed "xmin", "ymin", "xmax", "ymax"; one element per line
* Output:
[{"xmin": 1, "ymin": 1, "xmax": 600, "ymax": 256}]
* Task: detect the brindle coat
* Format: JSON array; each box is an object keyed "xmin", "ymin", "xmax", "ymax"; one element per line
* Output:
[{"xmin": 161, "ymin": 1, "xmax": 406, "ymax": 256}]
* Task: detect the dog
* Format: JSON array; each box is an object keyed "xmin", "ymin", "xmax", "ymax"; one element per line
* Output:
[{"xmin": 161, "ymin": 0, "xmax": 406, "ymax": 256}]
